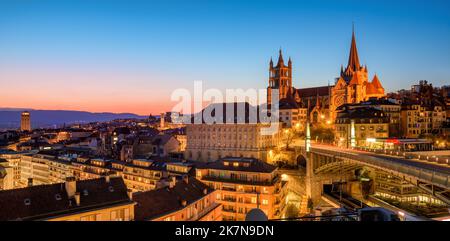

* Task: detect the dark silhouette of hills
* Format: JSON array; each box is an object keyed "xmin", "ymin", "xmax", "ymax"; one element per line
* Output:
[{"xmin": 0, "ymin": 109, "xmax": 146, "ymax": 129}]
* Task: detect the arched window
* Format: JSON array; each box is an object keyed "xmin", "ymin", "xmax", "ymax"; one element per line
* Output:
[{"xmin": 313, "ymin": 112, "xmax": 318, "ymax": 123}]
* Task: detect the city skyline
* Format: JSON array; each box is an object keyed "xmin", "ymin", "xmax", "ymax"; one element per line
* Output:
[
  {"xmin": 1, "ymin": 1, "xmax": 449, "ymax": 225},
  {"xmin": 1, "ymin": 0, "xmax": 450, "ymax": 115}
]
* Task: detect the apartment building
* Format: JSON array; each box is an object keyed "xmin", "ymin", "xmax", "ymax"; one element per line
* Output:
[
  {"xmin": 401, "ymin": 103, "xmax": 447, "ymax": 138},
  {"xmin": 0, "ymin": 176, "xmax": 135, "ymax": 221},
  {"xmin": 195, "ymin": 157, "xmax": 287, "ymax": 221},
  {"xmin": 20, "ymin": 154, "xmax": 51, "ymax": 186},
  {"xmin": 335, "ymin": 107, "xmax": 390, "ymax": 147},
  {"xmin": 0, "ymin": 149, "xmax": 27, "ymax": 188},
  {"xmin": 134, "ymin": 176, "xmax": 222, "ymax": 221},
  {"xmin": 122, "ymin": 159, "xmax": 166, "ymax": 192}
]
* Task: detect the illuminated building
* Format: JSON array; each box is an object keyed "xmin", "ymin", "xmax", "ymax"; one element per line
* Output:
[
  {"xmin": 20, "ymin": 111, "xmax": 31, "ymax": 132},
  {"xmin": 0, "ymin": 149, "xmax": 26, "ymax": 188},
  {"xmin": 20, "ymin": 154, "xmax": 51, "ymax": 186},
  {"xmin": 335, "ymin": 107, "xmax": 389, "ymax": 147},
  {"xmin": 267, "ymin": 29, "xmax": 385, "ymax": 124},
  {"xmin": 0, "ymin": 159, "xmax": 14, "ymax": 190},
  {"xmin": 401, "ymin": 102, "xmax": 446, "ymax": 138},
  {"xmin": 185, "ymin": 103, "xmax": 282, "ymax": 162},
  {"xmin": 195, "ymin": 157, "xmax": 287, "ymax": 221},
  {"xmin": 0, "ymin": 176, "xmax": 135, "ymax": 221},
  {"xmin": 134, "ymin": 176, "xmax": 222, "ymax": 221},
  {"xmin": 121, "ymin": 159, "xmax": 166, "ymax": 192}
]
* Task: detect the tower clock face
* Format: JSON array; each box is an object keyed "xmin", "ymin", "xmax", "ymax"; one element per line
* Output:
[{"xmin": 334, "ymin": 95, "xmax": 345, "ymax": 107}]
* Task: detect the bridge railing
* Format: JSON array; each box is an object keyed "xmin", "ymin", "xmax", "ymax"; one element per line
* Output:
[
  {"xmin": 310, "ymin": 147, "xmax": 450, "ymax": 189},
  {"xmin": 355, "ymin": 146, "xmax": 450, "ymax": 166}
]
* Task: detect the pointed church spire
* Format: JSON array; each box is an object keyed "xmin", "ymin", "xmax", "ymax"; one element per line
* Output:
[
  {"xmin": 277, "ymin": 48, "xmax": 284, "ymax": 66},
  {"xmin": 288, "ymin": 57, "xmax": 292, "ymax": 67},
  {"xmin": 347, "ymin": 25, "xmax": 361, "ymax": 71},
  {"xmin": 269, "ymin": 57, "xmax": 273, "ymax": 69}
]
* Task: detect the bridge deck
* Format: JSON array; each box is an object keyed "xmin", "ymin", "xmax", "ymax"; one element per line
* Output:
[{"xmin": 309, "ymin": 145, "xmax": 450, "ymax": 189}]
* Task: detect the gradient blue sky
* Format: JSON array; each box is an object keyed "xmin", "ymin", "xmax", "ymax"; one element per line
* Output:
[{"xmin": 0, "ymin": 0, "xmax": 449, "ymax": 114}]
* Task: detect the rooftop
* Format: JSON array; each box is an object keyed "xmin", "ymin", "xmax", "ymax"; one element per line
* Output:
[
  {"xmin": 0, "ymin": 176, "xmax": 132, "ymax": 221},
  {"xmin": 133, "ymin": 177, "xmax": 214, "ymax": 221},
  {"xmin": 197, "ymin": 157, "xmax": 277, "ymax": 173}
]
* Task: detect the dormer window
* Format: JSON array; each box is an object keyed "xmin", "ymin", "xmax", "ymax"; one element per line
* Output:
[
  {"xmin": 108, "ymin": 186, "xmax": 114, "ymax": 192},
  {"xmin": 233, "ymin": 162, "xmax": 239, "ymax": 167}
]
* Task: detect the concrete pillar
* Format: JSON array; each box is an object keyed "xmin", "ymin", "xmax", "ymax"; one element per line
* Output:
[{"xmin": 305, "ymin": 152, "xmax": 313, "ymax": 199}]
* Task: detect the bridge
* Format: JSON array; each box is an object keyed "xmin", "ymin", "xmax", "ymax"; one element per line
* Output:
[{"xmin": 297, "ymin": 144, "xmax": 450, "ymax": 206}]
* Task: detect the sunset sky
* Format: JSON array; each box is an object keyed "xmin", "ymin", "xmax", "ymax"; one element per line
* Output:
[{"xmin": 1, "ymin": 0, "xmax": 449, "ymax": 115}]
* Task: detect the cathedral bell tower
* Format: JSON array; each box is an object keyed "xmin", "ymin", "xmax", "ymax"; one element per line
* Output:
[{"xmin": 267, "ymin": 49, "xmax": 293, "ymax": 104}]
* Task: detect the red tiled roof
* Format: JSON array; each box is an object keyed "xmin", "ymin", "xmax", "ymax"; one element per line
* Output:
[
  {"xmin": 0, "ymin": 177, "xmax": 131, "ymax": 221},
  {"xmin": 365, "ymin": 82, "xmax": 377, "ymax": 95},
  {"xmin": 349, "ymin": 74, "xmax": 362, "ymax": 85},
  {"xmin": 371, "ymin": 74, "xmax": 383, "ymax": 89},
  {"xmin": 295, "ymin": 86, "xmax": 331, "ymax": 97},
  {"xmin": 133, "ymin": 177, "xmax": 214, "ymax": 221}
]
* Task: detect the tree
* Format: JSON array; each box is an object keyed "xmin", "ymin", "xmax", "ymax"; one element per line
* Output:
[
  {"xmin": 311, "ymin": 124, "xmax": 335, "ymax": 144},
  {"xmin": 285, "ymin": 204, "xmax": 300, "ymax": 218},
  {"xmin": 283, "ymin": 129, "xmax": 295, "ymax": 149},
  {"xmin": 307, "ymin": 198, "xmax": 314, "ymax": 213}
]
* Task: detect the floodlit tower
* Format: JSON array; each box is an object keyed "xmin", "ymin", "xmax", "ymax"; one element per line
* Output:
[
  {"xmin": 20, "ymin": 111, "xmax": 31, "ymax": 131},
  {"xmin": 160, "ymin": 112, "xmax": 165, "ymax": 129}
]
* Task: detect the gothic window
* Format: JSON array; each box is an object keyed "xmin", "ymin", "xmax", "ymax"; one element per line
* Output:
[{"xmin": 313, "ymin": 112, "xmax": 318, "ymax": 123}]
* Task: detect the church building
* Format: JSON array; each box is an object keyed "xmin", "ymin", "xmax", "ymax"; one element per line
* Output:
[{"xmin": 267, "ymin": 28, "xmax": 385, "ymax": 126}]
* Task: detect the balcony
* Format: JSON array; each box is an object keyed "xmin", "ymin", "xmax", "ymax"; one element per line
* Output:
[
  {"xmin": 222, "ymin": 197, "xmax": 237, "ymax": 202},
  {"xmin": 222, "ymin": 207, "xmax": 237, "ymax": 213},
  {"xmin": 187, "ymin": 203, "xmax": 221, "ymax": 221},
  {"xmin": 202, "ymin": 175, "xmax": 279, "ymax": 186}
]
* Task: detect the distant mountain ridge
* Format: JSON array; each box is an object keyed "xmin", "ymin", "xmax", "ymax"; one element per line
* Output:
[{"xmin": 0, "ymin": 109, "xmax": 147, "ymax": 129}]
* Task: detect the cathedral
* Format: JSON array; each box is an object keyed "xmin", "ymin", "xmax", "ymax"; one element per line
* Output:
[{"xmin": 267, "ymin": 29, "xmax": 385, "ymax": 125}]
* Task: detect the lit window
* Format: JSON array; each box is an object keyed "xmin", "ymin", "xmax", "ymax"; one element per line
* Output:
[
  {"xmin": 262, "ymin": 199, "xmax": 269, "ymax": 205},
  {"xmin": 251, "ymin": 197, "xmax": 257, "ymax": 204},
  {"xmin": 164, "ymin": 216, "xmax": 174, "ymax": 221}
]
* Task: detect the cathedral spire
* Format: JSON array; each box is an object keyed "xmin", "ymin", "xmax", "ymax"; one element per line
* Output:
[
  {"xmin": 347, "ymin": 26, "xmax": 361, "ymax": 71},
  {"xmin": 277, "ymin": 48, "xmax": 284, "ymax": 66}
]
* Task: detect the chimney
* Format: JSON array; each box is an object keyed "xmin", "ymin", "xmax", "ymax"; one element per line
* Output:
[
  {"xmin": 65, "ymin": 176, "xmax": 76, "ymax": 198},
  {"xmin": 181, "ymin": 200, "xmax": 187, "ymax": 207},
  {"xmin": 182, "ymin": 175, "xmax": 189, "ymax": 184},
  {"xmin": 27, "ymin": 178, "xmax": 33, "ymax": 187},
  {"xmin": 105, "ymin": 175, "xmax": 110, "ymax": 183},
  {"xmin": 74, "ymin": 192, "xmax": 81, "ymax": 206},
  {"xmin": 127, "ymin": 189, "xmax": 133, "ymax": 200},
  {"xmin": 169, "ymin": 176, "xmax": 176, "ymax": 188},
  {"xmin": 203, "ymin": 188, "xmax": 208, "ymax": 195}
]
